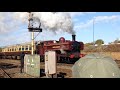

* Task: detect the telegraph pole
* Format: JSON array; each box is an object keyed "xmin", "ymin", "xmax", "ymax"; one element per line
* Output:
[{"xmin": 93, "ymin": 19, "xmax": 95, "ymax": 46}]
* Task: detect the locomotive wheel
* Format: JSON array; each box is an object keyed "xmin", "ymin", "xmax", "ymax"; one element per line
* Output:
[
  {"xmin": 60, "ymin": 57, "xmax": 64, "ymax": 63},
  {"xmin": 64, "ymin": 57, "xmax": 72, "ymax": 64}
]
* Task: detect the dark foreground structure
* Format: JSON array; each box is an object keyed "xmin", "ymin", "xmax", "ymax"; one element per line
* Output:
[{"xmin": 72, "ymin": 53, "xmax": 120, "ymax": 78}]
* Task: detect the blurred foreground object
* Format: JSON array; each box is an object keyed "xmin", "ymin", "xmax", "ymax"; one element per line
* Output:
[{"xmin": 72, "ymin": 53, "xmax": 120, "ymax": 78}]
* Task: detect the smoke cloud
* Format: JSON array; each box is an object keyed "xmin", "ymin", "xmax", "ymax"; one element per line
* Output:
[
  {"xmin": 33, "ymin": 12, "xmax": 75, "ymax": 34},
  {"xmin": 0, "ymin": 12, "xmax": 75, "ymax": 35}
]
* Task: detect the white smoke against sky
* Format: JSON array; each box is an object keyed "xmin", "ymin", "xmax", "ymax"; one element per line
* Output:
[
  {"xmin": 33, "ymin": 12, "xmax": 75, "ymax": 34},
  {"xmin": 0, "ymin": 12, "xmax": 76, "ymax": 46},
  {"xmin": 0, "ymin": 12, "xmax": 75, "ymax": 34}
]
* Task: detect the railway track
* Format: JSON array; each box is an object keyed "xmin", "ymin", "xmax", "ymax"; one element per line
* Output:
[
  {"xmin": 0, "ymin": 59, "xmax": 120, "ymax": 78},
  {"xmin": 57, "ymin": 63, "xmax": 73, "ymax": 69},
  {"xmin": 40, "ymin": 62, "xmax": 73, "ymax": 69},
  {"xmin": 0, "ymin": 68, "xmax": 11, "ymax": 78},
  {"xmin": 1, "ymin": 59, "xmax": 120, "ymax": 69}
]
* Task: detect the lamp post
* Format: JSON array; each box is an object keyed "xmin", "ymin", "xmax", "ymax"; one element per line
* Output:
[{"xmin": 28, "ymin": 12, "xmax": 42, "ymax": 55}]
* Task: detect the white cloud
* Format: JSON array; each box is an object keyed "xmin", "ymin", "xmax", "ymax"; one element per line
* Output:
[
  {"xmin": 68, "ymin": 12, "xmax": 96, "ymax": 17},
  {"xmin": 0, "ymin": 30, "xmax": 31, "ymax": 46},
  {"xmin": 0, "ymin": 12, "xmax": 28, "ymax": 34},
  {"xmin": 13, "ymin": 12, "xmax": 28, "ymax": 23},
  {"xmin": 75, "ymin": 15, "xmax": 120, "ymax": 30},
  {"xmin": 94, "ymin": 15, "xmax": 120, "ymax": 23}
]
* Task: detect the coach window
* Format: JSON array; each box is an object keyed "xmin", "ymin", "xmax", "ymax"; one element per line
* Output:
[
  {"xmin": 22, "ymin": 48, "xmax": 24, "ymax": 51},
  {"xmin": 26, "ymin": 46, "xmax": 28, "ymax": 50},
  {"xmin": 19, "ymin": 48, "xmax": 21, "ymax": 51}
]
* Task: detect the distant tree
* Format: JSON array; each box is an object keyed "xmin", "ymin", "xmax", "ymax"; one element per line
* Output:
[
  {"xmin": 114, "ymin": 38, "xmax": 120, "ymax": 43},
  {"xmin": 95, "ymin": 39, "xmax": 104, "ymax": 46},
  {"xmin": 118, "ymin": 41, "xmax": 120, "ymax": 43},
  {"xmin": 114, "ymin": 40, "xmax": 118, "ymax": 43},
  {"xmin": 108, "ymin": 42, "xmax": 113, "ymax": 45},
  {"xmin": 85, "ymin": 42, "xmax": 94, "ymax": 47}
]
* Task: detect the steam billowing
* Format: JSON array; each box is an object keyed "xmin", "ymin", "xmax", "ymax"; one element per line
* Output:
[
  {"xmin": 0, "ymin": 12, "xmax": 75, "ymax": 35},
  {"xmin": 33, "ymin": 12, "xmax": 75, "ymax": 34}
]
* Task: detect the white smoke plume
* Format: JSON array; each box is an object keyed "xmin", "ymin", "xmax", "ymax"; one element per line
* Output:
[
  {"xmin": 0, "ymin": 12, "xmax": 75, "ymax": 34},
  {"xmin": 33, "ymin": 12, "xmax": 75, "ymax": 34}
]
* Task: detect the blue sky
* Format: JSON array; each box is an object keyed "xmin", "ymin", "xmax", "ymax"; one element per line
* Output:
[{"xmin": 0, "ymin": 12, "xmax": 120, "ymax": 47}]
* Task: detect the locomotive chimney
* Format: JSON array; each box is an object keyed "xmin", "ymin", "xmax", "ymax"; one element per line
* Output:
[{"xmin": 72, "ymin": 35, "xmax": 76, "ymax": 41}]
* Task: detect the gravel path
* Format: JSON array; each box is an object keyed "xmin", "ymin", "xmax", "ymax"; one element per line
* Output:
[{"xmin": 0, "ymin": 59, "xmax": 120, "ymax": 78}]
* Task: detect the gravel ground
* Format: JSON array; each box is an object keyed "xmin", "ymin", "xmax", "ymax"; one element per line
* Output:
[
  {"xmin": 0, "ymin": 59, "xmax": 73, "ymax": 78},
  {"xmin": 0, "ymin": 59, "xmax": 120, "ymax": 78}
]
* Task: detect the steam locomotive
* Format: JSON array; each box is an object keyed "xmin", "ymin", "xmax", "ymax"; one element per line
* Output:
[
  {"xmin": 0, "ymin": 35, "xmax": 84, "ymax": 63},
  {"xmin": 36, "ymin": 35, "xmax": 84, "ymax": 63}
]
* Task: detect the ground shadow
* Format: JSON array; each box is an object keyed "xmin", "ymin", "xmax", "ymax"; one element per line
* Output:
[
  {"xmin": 40, "ymin": 69, "xmax": 46, "ymax": 77},
  {"xmin": 0, "ymin": 63, "xmax": 18, "ymax": 69},
  {"xmin": 40, "ymin": 69, "xmax": 67, "ymax": 78}
]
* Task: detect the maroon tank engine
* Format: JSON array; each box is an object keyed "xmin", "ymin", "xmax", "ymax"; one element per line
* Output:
[{"xmin": 36, "ymin": 34, "xmax": 84, "ymax": 63}]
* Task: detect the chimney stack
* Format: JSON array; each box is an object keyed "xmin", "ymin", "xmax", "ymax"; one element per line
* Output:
[{"xmin": 72, "ymin": 35, "xmax": 76, "ymax": 41}]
